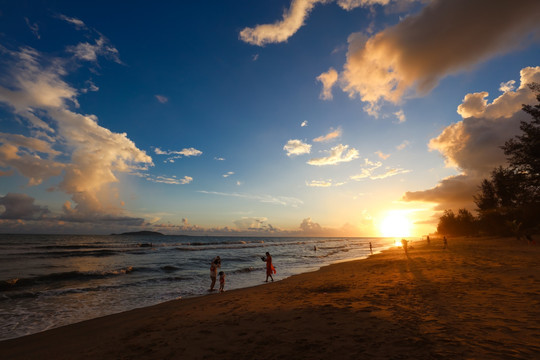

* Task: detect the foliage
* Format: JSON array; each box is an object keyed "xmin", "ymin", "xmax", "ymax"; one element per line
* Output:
[
  {"xmin": 437, "ymin": 208, "xmax": 477, "ymax": 236},
  {"xmin": 439, "ymin": 83, "xmax": 540, "ymax": 236}
]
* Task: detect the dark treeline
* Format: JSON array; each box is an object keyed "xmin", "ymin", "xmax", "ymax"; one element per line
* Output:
[{"xmin": 437, "ymin": 83, "xmax": 540, "ymax": 237}]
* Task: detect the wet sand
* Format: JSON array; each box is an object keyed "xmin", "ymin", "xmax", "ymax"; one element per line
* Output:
[{"xmin": 1, "ymin": 236, "xmax": 539, "ymax": 359}]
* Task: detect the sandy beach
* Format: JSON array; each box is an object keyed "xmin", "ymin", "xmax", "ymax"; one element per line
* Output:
[{"xmin": 1, "ymin": 236, "xmax": 539, "ymax": 359}]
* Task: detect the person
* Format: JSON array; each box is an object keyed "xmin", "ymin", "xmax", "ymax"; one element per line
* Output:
[
  {"xmin": 427, "ymin": 235, "xmax": 431, "ymax": 246},
  {"xmin": 443, "ymin": 236, "xmax": 448, "ymax": 249},
  {"xmin": 369, "ymin": 242, "xmax": 373, "ymax": 255},
  {"xmin": 218, "ymin": 271, "xmax": 226, "ymax": 293},
  {"xmin": 262, "ymin": 252, "xmax": 276, "ymax": 282},
  {"xmin": 401, "ymin": 239, "xmax": 408, "ymax": 255},
  {"xmin": 209, "ymin": 256, "xmax": 221, "ymax": 291}
]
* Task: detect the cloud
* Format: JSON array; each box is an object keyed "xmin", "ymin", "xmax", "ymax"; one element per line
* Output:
[
  {"xmin": 299, "ymin": 217, "xmax": 323, "ymax": 233},
  {"xmin": 57, "ymin": 14, "xmax": 86, "ymax": 30},
  {"xmin": 155, "ymin": 95, "xmax": 168, "ymax": 103},
  {"xmin": 0, "ymin": 44, "xmax": 153, "ymax": 223},
  {"xmin": 239, "ymin": 0, "xmax": 406, "ymax": 46},
  {"xmin": 25, "ymin": 17, "xmax": 40, "ymax": 39},
  {"xmin": 81, "ymin": 80, "xmax": 99, "ymax": 93},
  {"xmin": 154, "ymin": 147, "xmax": 202, "ymax": 162},
  {"xmin": 308, "ymin": 144, "xmax": 359, "ymax": 166},
  {"xmin": 317, "ymin": 67, "xmax": 338, "ymax": 100},
  {"xmin": 239, "ymin": 0, "xmax": 327, "ymax": 46},
  {"xmin": 456, "ymin": 92, "xmax": 489, "ymax": 118},
  {"xmin": 66, "ymin": 35, "xmax": 121, "ymax": 64},
  {"xmin": 0, "ymin": 193, "xmax": 49, "ymax": 220},
  {"xmin": 349, "ymin": 158, "xmax": 381, "ymax": 180},
  {"xmin": 306, "ymin": 180, "xmax": 333, "ymax": 187},
  {"xmin": 284, "ymin": 139, "xmax": 312, "ymax": 156},
  {"xmin": 0, "ymin": 132, "xmax": 64, "ymax": 186},
  {"xmin": 313, "ymin": 127, "xmax": 342, "ymax": 142},
  {"xmin": 396, "ymin": 140, "xmax": 410, "ymax": 150},
  {"xmin": 341, "ymin": 0, "xmax": 540, "ymax": 111},
  {"xmin": 301, "ymin": 120, "xmax": 308, "ymax": 127},
  {"xmin": 369, "ymin": 167, "xmax": 410, "ymax": 179},
  {"xmin": 142, "ymin": 175, "xmax": 193, "ymax": 185},
  {"xmin": 375, "ymin": 150, "xmax": 390, "ymax": 159},
  {"xmin": 252, "ymin": 54, "xmax": 259, "ymax": 61},
  {"xmin": 223, "ymin": 171, "xmax": 235, "ymax": 178},
  {"xmin": 499, "ymin": 80, "xmax": 516, "ymax": 93},
  {"xmin": 403, "ymin": 66, "xmax": 540, "ymax": 211},
  {"xmin": 233, "ymin": 217, "xmax": 277, "ymax": 232},
  {"xmin": 313, "ymin": 128, "xmax": 342, "ymax": 142},
  {"xmin": 198, "ymin": 190, "xmax": 303, "ymax": 207},
  {"xmin": 394, "ymin": 109, "xmax": 406, "ymax": 123},
  {"xmin": 214, "ymin": 157, "xmax": 225, "ymax": 161},
  {"xmin": 350, "ymin": 158, "xmax": 410, "ymax": 181}
]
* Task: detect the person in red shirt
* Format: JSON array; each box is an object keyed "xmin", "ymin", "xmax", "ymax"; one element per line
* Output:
[{"xmin": 262, "ymin": 252, "xmax": 276, "ymax": 282}]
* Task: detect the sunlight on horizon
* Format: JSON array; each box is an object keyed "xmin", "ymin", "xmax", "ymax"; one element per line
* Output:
[{"xmin": 379, "ymin": 211, "xmax": 412, "ymax": 238}]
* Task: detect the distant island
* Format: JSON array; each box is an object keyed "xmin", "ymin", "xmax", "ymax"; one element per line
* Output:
[{"xmin": 112, "ymin": 231, "xmax": 165, "ymax": 236}]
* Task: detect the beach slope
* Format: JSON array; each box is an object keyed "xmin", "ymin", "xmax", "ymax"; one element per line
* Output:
[{"xmin": 1, "ymin": 236, "xmax": 539, "ymax": 359}]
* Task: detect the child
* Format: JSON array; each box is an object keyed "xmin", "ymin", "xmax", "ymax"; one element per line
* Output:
[{"xmin": 218, "ymin": 271, "xmax": 225, "ymax": 292}]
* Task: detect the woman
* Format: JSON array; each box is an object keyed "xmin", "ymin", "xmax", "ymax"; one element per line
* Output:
[
  {"xmin": 262, "ymin": 252, "xmax": 276, "ymax": 282},
  {"xmin": 209, "ymin": 256, "xmax": 221, "ymax": 291}
]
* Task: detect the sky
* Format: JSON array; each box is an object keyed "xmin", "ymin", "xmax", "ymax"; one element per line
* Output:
[{"xmin": 0, "ymin": 0, "xmax": 539, "ymax": 236}]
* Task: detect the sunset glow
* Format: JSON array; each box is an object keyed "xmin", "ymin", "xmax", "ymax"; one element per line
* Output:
[
  {"xmin": 379, "ymin": 212, "xmax": 412, "ymax": 238},
  {"xmin": 0, "ymin": 1, "xmax": 539, "ymax": 236}
]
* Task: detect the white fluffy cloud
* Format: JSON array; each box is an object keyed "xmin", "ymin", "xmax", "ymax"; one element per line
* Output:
[
  {"xmin": 317, "ymin": 68, "xmax": 338, "ymax": 100},
  {"xmin": 403, "ymin": 67, "xmax": 540, "ymax": 210},
  {"xmin": 284, "ymin": 139, "xmax": 312, "ymax": 156},
  {"xmin": 0, "ymin": 44, "xmax": 152, "ymax": 222},
  {"xmin": 240, "ymin": 0, "xmax": 540, "ymax": 116},
  {"xmin": 341, "ymin": 0, "xmax": 540, "ymax": 111},
  {"xmin": 307, "ymin": 144, "xmax": 359, "ymax": 165}
]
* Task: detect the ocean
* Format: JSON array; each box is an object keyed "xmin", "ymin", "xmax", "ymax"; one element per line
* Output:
[{"xmin": 0, "ymin": 234, "xmax": 397, "ymax": 341}]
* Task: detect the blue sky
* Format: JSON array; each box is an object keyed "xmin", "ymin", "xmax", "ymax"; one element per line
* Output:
[{"xmin": 1, "ymin": 0, "xmax": 539, "ymax": 236}]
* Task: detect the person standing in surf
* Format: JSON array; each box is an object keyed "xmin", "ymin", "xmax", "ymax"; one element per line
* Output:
[
  {"xmin": 262, "ymin": 252, "xmax": 276, "ymax": 282},
  {"xmin": 209, "ymin": 256, "xmax": 221, "ymax": 291}
]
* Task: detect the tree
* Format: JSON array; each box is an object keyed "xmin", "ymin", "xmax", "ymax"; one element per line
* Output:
[
  {"xmin": 474, "ymin": 167, "xmax": 525, "ymax": 235},
  {"xmin": 502, "ymin": 82, "xmax": 540, "ymax": 201},
  {"xmin": 474, "ymin": 82, "xmax": 540, "ymax": 234},
  {"xmin": 437, "ymin": 208, "xmax": 477, "ymax": 236}
]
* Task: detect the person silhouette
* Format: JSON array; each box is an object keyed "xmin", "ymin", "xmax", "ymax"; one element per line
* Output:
[{"xmin": 262, "ymin": 252, "xmax": 276, "ymax": 282}]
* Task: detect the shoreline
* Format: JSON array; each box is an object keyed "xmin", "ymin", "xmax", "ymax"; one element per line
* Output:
[{"xmin": 2, "ymin": 236, "xmax": 539, "ymax": 359}]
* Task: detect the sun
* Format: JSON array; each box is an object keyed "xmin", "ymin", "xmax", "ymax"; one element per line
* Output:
[{"xmin": 379, "ymin": 211, "xmax": 412, "ymax": 238}]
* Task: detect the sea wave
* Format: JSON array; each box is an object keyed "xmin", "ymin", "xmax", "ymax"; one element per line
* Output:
[{"xmin": 0, "ymin": 266, "xmax": 136, "ymax": 292}]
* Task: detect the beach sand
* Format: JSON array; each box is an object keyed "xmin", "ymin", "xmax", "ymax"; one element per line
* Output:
[{"xmin": 1, "ymin": 236, "xmax": 539, "ymax": 359}]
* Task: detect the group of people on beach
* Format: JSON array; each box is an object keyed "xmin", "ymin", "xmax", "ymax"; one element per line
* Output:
[{"xmin": 209, "ymin": 252, "xmax": 276, "ymax": 292}]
